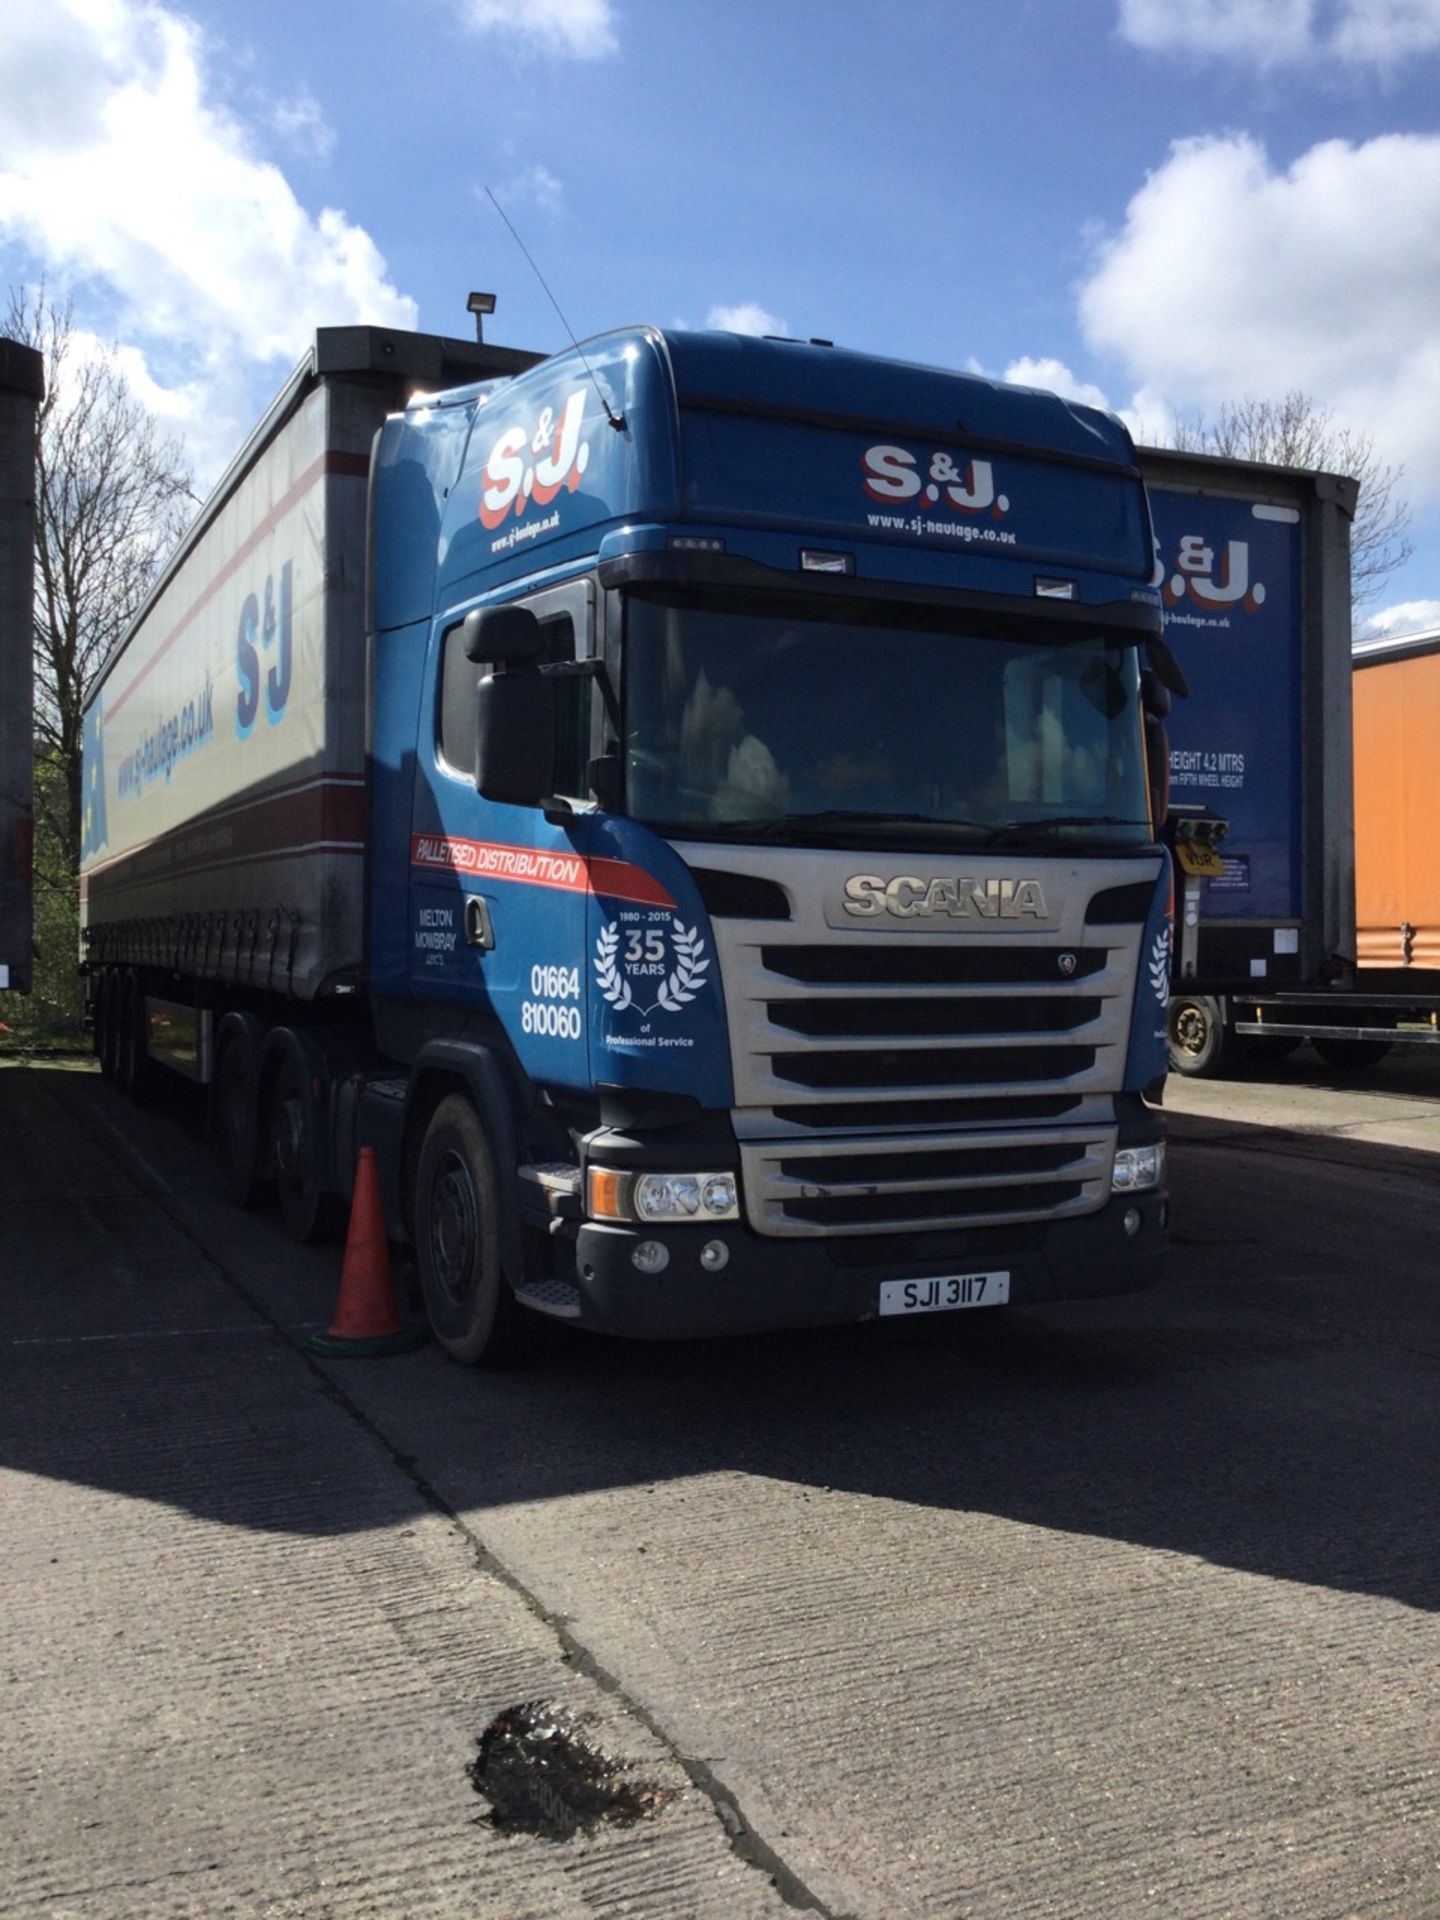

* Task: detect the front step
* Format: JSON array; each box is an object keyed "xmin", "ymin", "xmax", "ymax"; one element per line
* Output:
[{"xmin": 513, "ymin": 1278, "xmax": 583, "ymax": 1319}]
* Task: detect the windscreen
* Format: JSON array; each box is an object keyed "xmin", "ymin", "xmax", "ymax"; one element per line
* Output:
[{"xmin": 622, "ymin": 590, "xmax": 1152, "ymax": 847}]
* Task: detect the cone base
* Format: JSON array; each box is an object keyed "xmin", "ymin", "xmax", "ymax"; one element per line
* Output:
[{"xmin": 307, "ymin": 1326, "xmax": 425, "ymax": 1358}]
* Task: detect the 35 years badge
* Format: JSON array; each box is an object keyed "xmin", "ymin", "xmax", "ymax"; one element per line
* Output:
[{"xmin": 594, "ymin": 912, "xmax": 710, "ymax": 1017}]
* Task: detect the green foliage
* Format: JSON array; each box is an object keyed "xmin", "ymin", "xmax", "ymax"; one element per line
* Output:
[{"xmin": 0, "ymin": 750, "xmax": 85, "ymax": 1053}]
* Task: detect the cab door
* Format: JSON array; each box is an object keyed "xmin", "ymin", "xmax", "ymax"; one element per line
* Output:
[{"xmin": 408, "ymin": 578, "xmax": 597, "ymax": 1091}]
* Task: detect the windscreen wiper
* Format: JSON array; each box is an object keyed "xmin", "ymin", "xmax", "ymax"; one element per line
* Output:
[
  {"xmin": 749, "ymin": 810, "xmax": 996, "ymax": 842},
  {"xmin": 985, "ymin": 814, "xmax": 1152, "ymax": 844}
]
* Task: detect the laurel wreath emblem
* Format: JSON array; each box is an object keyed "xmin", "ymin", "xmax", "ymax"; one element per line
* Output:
[
  {"xmin": 594, "ymin": 922, "xmax": 633, "ymax": 1011},
  {"xmin": 658, "ymin": 920, "xmax": 709, "ymax": 1011},
  {"xmin": 594, "ymin": 917, "xmax": 710, "ymax": 1016},
  {"xmin": 1149, "ymin": 924, "xmax": 1172, "ymax": 1005}
]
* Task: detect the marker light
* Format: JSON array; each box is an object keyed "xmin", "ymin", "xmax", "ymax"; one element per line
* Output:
[
  {"xmin": 1111, "ymin": 1143, "xmax": 1165, "ymax": 1193},
  {"xmin": 587, "ymin": 1167, "xmax": 629, "ymax": 1221}
]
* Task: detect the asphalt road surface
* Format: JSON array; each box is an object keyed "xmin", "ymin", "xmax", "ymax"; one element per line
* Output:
[{"xmin": 3, "ymin": 1051, "xmax": 1438, "ymax": 1919}]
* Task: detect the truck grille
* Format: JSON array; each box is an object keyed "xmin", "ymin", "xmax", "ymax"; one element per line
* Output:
[
  {"xmin": 741, "ymin": 1126, "xmax": 1109, "ymax": 1236},
  {"xmin": 681, "ymin": 846, "xmax": 1157, "ymax": 1241}
]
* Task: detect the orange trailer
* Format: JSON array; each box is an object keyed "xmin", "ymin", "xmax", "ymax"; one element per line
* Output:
[
  {"xmin": 1178, "ymin": 624, "xmax": 1440, "ymax": 1076},
  {"xmin": 1353, "ymin": 629, "xmax": 1440, "ymax": 971}
]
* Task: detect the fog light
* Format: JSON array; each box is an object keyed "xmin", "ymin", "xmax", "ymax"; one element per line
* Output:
[
  {"xmin": 700, "ymin": 1240, "xmax": 730, "ymax": 1272},
  {"xmin": 1112, "ymin": 1143, "xmax": 1165, "ymax": 1192},
  {"xmin": 632, "ymin": 1240, "xmax": 669, "ymax": 1274},
  {"xmin": 1123, "ymin": 1207, "xmax": 1142, "ymax": 1238}
]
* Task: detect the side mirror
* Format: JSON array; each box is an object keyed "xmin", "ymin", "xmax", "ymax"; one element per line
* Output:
[
  {"xmin": 1144, "ymin": 710, "xmax": 1171, "ymax": 834},
  {"xmin": 1145, "ymin": 635, "xmax": 1189, "ymax": 701},
  {"xmin": 461, "ymin": 603, "xmax": 545, "ymax": 665},
  {"xmin": 1140, "ymin": 667, "xmax": 1171, "ymax": 719},
  {"xmin": 476, "ymin": 670, "xmax": 556, "ymax": 806}
]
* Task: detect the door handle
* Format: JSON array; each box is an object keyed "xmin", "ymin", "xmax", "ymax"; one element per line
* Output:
[{"xmin": 465, "ymin": 896, "xmax": 495, "ymax": 950}]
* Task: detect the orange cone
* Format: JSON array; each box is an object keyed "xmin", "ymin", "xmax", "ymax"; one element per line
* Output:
[{"xmin": 308, "ymin": 1147, "xmax": 423, "ymax": 1356}]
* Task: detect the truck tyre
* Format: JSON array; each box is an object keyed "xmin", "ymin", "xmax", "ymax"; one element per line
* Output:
[
  {"xmin": 97, "ymin": 972, "xmax": 119, "ymax": 1081},
  {"xmin": 268, "ymin": 1051, "xmax": 343, "ymax": 1244},
  {"xmin": 114, "ymin": 974, "xmax": 152, "ymax": 1104},
  {"xmin": 1167, "ymin": 994, "xmax": 1247, "ymax": 1078},
  {"xmin": 1312, "ymin": 1035, "xmax": 1394, "ymax": 1071},
  {"xmin": 214, "ymin": 1033, "xmax": 265, "ymax": 1208},
  {"xmin": 1249, "ymin": 1035, "xmax": 1303, "ymax": 1062},
  {"xmin": 414, "ymin": 1093, "xmax": 534, "ymax": 1365}
]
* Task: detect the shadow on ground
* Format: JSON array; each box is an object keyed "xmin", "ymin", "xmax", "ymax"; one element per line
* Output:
[{"xmin": 2, "ymin": 1063, "xmax": 1437, "ymax": 1612}]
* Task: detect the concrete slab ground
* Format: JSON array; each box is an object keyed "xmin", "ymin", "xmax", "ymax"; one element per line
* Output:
[
  {"xmin": 0, "ymin": 1062, "xmax": 795, "ymax": 1920},
  {"xmin": 3, "ymin": 1054, "xmax": 1439, "ymax": 1919}
]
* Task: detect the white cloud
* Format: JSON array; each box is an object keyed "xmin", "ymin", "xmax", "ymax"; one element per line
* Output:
[
  {"xmin": 453, "ymin": 0, "xmax": 617, "ymax": 58},
  {"xmin": 1003, "ymin": 356, "xmax": 1113, "ymax": 412},
  {"xmin": 494, "ymin": 164, "xmax": 566, "ymax": 218},
  {"xmin": 1078, "ymin": 132, "xmax": 1440, "ymax": 501},
  {"xmin": 271, "ymin": 89, "xmax": 336, "ymax": 161},
  {"xmin": 1118, "ymin": 0, "xmax": 1314, "ymax": 66},
  {"xmin": 1332, "ymin": 0, "xmax": 1440, "ymax": 60},
  {"xmin": 1117, "ymin": 0, "xmax": 1440, "ymax": 67},
  {"xmin": 707, "ymin": 302, "xmax": 787, "ymax": 337},
  {"xmin": 1357, "ymin": 597, "xmax": 1440, "ymax": 640},
  {"xmin": 0, "ymin": 0, "xmax": 417, "ymax": 482}
]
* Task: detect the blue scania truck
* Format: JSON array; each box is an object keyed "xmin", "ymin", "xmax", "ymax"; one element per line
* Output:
[{"xmin": 80, "ymin": 317, "xmax": 1174, "ymax": 1360}]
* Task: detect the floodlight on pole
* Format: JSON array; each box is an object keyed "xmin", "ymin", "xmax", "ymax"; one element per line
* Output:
[{"xmin": 467, "ymin": 291, "xmax": 497, "ymax": 343}]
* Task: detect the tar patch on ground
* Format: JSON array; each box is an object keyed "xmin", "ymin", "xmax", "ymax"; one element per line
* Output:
[{"xmin": 468, "ymin": 1700, "xmax": 678, "ymax": 1841}]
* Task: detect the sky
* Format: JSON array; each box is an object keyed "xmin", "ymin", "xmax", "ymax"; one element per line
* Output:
[{"xmin": 2, "ymin": 0, "xmax": 1438, "ymax": 638}]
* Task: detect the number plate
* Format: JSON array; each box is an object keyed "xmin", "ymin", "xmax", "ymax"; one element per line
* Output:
[{"xmin": 878, "ymin": 1272, "xmax": 1010, "ymax": 1317}]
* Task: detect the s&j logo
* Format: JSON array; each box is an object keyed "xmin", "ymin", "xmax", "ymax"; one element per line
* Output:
[
  {"xmin": 861, "ymin": 443, "xmax": 1008, "ymax": 519},
  {"xmin": 1160, "ymin": 535, "xmax": 1266, "ymax": 613},
  {"xmin": 479, "ymin": 392, "xmax": 592, "ymax": 529}
]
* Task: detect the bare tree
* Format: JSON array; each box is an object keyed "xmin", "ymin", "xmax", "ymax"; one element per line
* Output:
[
  {"xmin": 6, "ymin": 287, "xmax": 195, "ymax": 871},
  {"xmin": 1161, "ymin": 391, "xmax": 1413, "ymax": 611}
]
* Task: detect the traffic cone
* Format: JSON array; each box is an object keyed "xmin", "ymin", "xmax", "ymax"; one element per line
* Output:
[{"xmin": 308, "ymin": 1147, "xmax": 424, "ymax": 1356}]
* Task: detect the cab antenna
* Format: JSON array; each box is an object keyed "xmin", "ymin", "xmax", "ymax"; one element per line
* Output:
[{"xmin": 484, "ymin": 188, "xmax": 626, "ymax": 432}]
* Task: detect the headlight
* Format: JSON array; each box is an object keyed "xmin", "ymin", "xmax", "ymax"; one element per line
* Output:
[
  {"xmin": 1111, "ymin": 1143, "xmax": 1165, "ymax": 1193},
  {"xmin": 586, "ymin": 1167, "xmax": 740, "ymax": 1224}
]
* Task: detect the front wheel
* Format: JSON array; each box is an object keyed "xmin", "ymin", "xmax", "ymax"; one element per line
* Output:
[
  {"xmin": 413, "ymin": 1094, "xmax": 535, "ymax": 1365},
  {"xmin": 1167, "ymin": 994, "xmax": 1247, "ymax": 1078}
]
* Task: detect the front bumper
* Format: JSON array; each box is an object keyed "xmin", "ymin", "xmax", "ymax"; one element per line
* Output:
[{"xmin": 560, "ymin": 1188, "xmax": 1167, "ymax": 1340}]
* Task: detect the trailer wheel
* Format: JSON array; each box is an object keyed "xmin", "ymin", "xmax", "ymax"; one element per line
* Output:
[
  {"xmin": 214, "ymin": 1034, "xmax": 265, "ymax": 1208},
  {"xmin": 1167, "ymin": 994, "xmax": 1246, "ymax": 1078},
  {"xmin": 268, "ymin": 1052, "xmax": 342, "ymax": 1244},
  {"xmin": 97, "ymin": 973, "xmax": 119, "ymax": 1081},
  {"xmin": 1312, "ymin": 1035, "xmax": 1394, "ymax": 1071},
  {"xmin": 414, "ymin": 1093, "xmax": 534, "ymax": 1365},
  {"xmin": 114, "ymin": 974, "xmax": 151, "ymax": 1104},
  {"xmin": 1249, "ymin": 1035, "xmax": 1304, "ymax": 1061}
]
